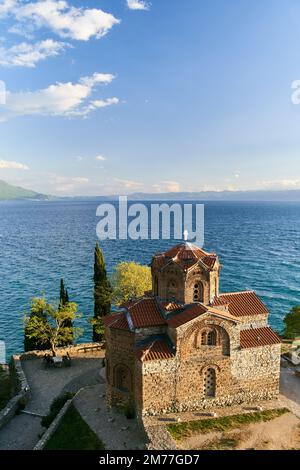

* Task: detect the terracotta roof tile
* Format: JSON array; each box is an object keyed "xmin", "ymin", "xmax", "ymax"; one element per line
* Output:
[
  {"xmin": 240, "ymin": 327, "xmax": 281, "ymax": 349},
  {"xmin": 103, "ymin": 313, "xmax": 130, "ymax": 330},
  {"xmin": 213, "ymin": 291, "xmax": 269, "ymax": 317},
  {"xmin": 128, "ymin": 297, "xmax": 166, "ymax": 328},
  {"xmin": 161, "ymin": 301, "xmax": 184, "ymax": 311},
  {"xmin": 136, "ymin": 339, "xmax": 174, "ymax": 362},
  {"xmin": 153, "ymin": 243, "xmax": 217, "ymax": 272},
  {"xmin": 167, "ymin": 304, "xmax": 208, "ymax": 328}
]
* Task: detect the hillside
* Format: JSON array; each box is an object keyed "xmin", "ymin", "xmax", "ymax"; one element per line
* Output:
[{"xmin": 0, "ymin": 180, "xmax": 49, "ymax": 201}]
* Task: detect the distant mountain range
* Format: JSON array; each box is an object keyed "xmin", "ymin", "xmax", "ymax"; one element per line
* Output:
[
  {"xmin": 126, "ymin": 190, "xmax": 300, "ymax": 201},
  {"xmin": 2, "ymin": 179, "xmax": 300, "ymax": 202},
  {"xmin": 0, "ymin": 180, "xmax": 49, "ymax": 201}
]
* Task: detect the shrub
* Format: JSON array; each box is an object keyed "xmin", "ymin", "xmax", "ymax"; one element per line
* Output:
[
  {"xmin": 41, "ymin": 392, "xmax": 74, "ymax": 428},
  {"xmin": 123, "ymin": 402, "xmax": 135, "ymax": 420}
]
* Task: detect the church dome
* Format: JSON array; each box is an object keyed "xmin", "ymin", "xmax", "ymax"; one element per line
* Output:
[{"xmin": 153, "ymin": 242, "xmax": 218, "ymax": 272}]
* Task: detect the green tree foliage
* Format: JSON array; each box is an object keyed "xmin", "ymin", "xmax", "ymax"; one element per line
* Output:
[
  {"xmin": 59, "ymin": 279, "xmax": 73, "ymax": 346},
  {"xmin": 24, "ymin": 297, "xmax": 50, "ymax": 352},
  {"xmin": 284, "ymin": 306, "xmax": 300, "ymax": 339},
  {"xmin": 112, "ymin": 261, "xmax": 152, "ymax": 306},
  {"xmin": 93, "ymin": 242, "xmax": 112, "ymax": 342},
  {"xmin": 24, "ymin": 298, "xmax": 82, "ymax": 357}
]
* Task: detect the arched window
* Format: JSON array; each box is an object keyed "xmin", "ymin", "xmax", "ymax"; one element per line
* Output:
[
  {"xmin": 204, "ymin": 368, "xmax": 216, "ymax": 397},
  {"xmin": 198, "ymin": 328, "xmax": 216, "ymax": 347},
  {"xmin": 207, "ymin": 330, "xmax": 216, "ymax": 346},
  {"xmin": 114, "ymin": 365, "xmax": 131, "ymax": 393},
  {"xmin": 193, "ymin": 282, "xmax": 203, "ymax": 302}
]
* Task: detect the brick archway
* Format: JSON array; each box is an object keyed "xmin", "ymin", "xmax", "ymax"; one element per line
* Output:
[
  {"xmin": 180, "ymin": 319, "xmax": 231, "ymax": 357},
  {"xmin": 113, "ymin": 364, "xmax": 132, "ymax": 393}
]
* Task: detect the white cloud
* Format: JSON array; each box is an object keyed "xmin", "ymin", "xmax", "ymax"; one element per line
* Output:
[
  {"xmin": 0, "ymin": 159, "xmax": 29, "ymax": 170},
  {"xmin": 95, "ymin": 155, "xmax": 106, "ymax": 161},
  {"xmin": 45, "ymin": 172, "xmax": 89, "ymax": 192},
  {"xmin": 0, "ymin": 38, "xmax": 69, "ymax": 67},
  {"xmin": 9, "ymin": 0, "xmax": 120, "ymax": 41},
  {"xmin": 113, "ymin": 177, "xmax": 143, "ymax": 191},
  {"xmin": 0, "ymin": 0, "xmax": 16, "ymax": 15},
  {"xmin": 152, "ymin": 180, "xmax": 181, "ymax": 193},
  {"xmin": 261, "ymin": 179, "xmax": 300, "ymax": 189},
  {"xmin": 127, "ymin": 0, "xmax": 151, "ymax": 11},
  {"xmin": 0, "ymin": 72, "xmax": 119, "ymax": 121}
]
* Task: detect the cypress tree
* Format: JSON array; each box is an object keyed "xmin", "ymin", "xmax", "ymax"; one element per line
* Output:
[
  {"xmin": 60, "ymin": 278, "xmax": 66, "ymax": 307},
  {"xmin": 93, "ymin": 242, "xmax": 112, "ymax": 342},
  {"xmin": 58, "ymin": 278, "xmax": 73, "ymax": 346}
]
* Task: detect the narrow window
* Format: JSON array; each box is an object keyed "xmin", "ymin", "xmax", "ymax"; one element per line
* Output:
[{"xmin": 204, "ymin": 368, "xmax": 216, "ymax": 397}]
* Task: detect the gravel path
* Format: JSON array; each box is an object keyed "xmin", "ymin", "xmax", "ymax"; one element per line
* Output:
[
  {"xmin": 0, "ymin": 356, "xmax": 104, "ymax": 450},
  {"xmin": 74, "ymin": 384, "xmax": 147, "ymax": 450}
]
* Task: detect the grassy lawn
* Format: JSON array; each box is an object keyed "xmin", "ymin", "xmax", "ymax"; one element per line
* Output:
[
  {"xmin": 0, "ymin": 366, "xmax": 13, "ymax": 411},
  {"xmin": 167, "ymin": 408, "xmax": 289, "ymax": 441},
  {"xmin": 45, "ymin": 403, "xmax": 105, "ymax": 450}
]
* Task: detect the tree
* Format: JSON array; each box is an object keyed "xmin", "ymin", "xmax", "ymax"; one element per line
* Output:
[
  {"xmin": 284, "ymin": 306, "xmax": 300, "ymax": 339},
  {"xmin": 93, "ymin": 242, "xmax": 112, "ymax": 342},
  {"xmin": 24, "ymin": 298, "xmax": 82, "ymax": 357},
  {"xmin": 112, "ymin": 261, "xmax": 152, "ymax": 306},
  {"xmin": 59, "ymin": 278, "xmax": 73, "ymax": 346},
  {"xmin": 59, "ymin": 278, "xmax": 69, "ymax": 307},
  {"xmin": 24, "ymin": 297, "xmax": 50, "ymax": 352}
]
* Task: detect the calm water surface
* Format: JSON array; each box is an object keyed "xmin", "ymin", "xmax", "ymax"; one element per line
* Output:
[{"xmin": 1, "ymin": 200, "xmax": 300, "ymax": 359}]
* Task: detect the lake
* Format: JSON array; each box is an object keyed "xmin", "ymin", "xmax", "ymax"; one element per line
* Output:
[{"xmin": 1, "ymin": 199, "xmax": 300, "ymax": 359}]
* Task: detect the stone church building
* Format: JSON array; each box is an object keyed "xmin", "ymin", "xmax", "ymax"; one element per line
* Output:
[{"xmin": 104, "ymin": 242, "xmax": 281, "ymax": 417}]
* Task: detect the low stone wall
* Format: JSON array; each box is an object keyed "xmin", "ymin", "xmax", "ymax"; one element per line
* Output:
[
  {"xmin": 0, "ymin": 355, "xmax": 31, "ymax": 430},
  {"xmin": 20, "ymin": 342, "xmax": 105, "ymax": 360},
  {"xmin": 34, "ymin": 386, "xmax": 85, "ymax": 451},
  {"xmin": 33, "ymin": 399, "xmax": 73, "ymax": 450}
]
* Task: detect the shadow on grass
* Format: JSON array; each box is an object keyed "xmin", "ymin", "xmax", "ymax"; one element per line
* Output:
[{"xmin": 45, "ymin": 403, "xmax": 105, "ymax": 450}]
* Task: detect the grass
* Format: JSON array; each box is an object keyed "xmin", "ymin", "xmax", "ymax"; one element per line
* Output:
[
  {"xmin": 45, "ymin": 403, "xmax": 105, "ymax": 450},
  {"xmin": 0, "ymin": 366, "xmax": 13, "ymax": 411},
  {"xmin": 201, "ymin": 437, "xmax": 239, "ymax": 450},
  {"xmin": 167, "ymin": 408, "xmax": 289, "ymax": 441}
]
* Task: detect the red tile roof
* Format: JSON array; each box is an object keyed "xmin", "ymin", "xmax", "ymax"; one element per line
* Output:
[
  {"xmin": 213, "ymin": 291, "xmax": 269, "ymax": 318},
  {"xmin": 153, "ymin": 243, "xmax": 217, "ymax": 272},
  {"xmin": 136, "ymin": 340, "xmax": 174, "ymax": 362},
  {"xmin": 128, "ymin": 297, "xmax": 166, "ymax": 328},
  {"xmin": 103, "ymin": 312, "xmax": 130, "ymax": 330},
  {"xmin": 240, "ymin": 327, "xmax": 281, "ymax": 349},
  {"xmin": 161, "ymin": 301, "xmax": 184, "ymax": 311},
  {"xmin": 167, "ymin": 304, "xmax": 208, "ymax": 328}
]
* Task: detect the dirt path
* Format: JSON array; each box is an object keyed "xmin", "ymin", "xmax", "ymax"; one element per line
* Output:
[{"xmin": 177, "ymin": 412, "xmax": 300, "ymax": 450}]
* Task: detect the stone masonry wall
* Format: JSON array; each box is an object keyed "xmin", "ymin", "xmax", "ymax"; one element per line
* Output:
[{"xmin": 106, "ymin": 327, "xmax": 136, "ymax": 408}]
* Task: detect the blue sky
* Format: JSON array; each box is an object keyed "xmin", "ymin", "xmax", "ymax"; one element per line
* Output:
[{"xmin": 0, "ymin": 0, "xmax": 300, "ymax": 195}]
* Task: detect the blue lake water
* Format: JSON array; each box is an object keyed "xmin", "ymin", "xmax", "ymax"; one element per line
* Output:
[{"xmin": 0, "ymin": 200, "xmax": 300, "ymax": 359}]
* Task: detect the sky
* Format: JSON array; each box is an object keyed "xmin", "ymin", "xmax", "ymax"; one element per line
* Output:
[{"xmin": 0, "ymin": 0, "xmax": 300, "ymax": 196}]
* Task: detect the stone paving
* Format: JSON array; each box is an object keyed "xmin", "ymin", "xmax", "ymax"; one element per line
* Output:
[
  {"xmin": 74, "ymin": 383, "xmax": 147, "ymax": 450},
  {"xmin": 0, "ymin": 355, "xmax": 104, "ymax": 450}
]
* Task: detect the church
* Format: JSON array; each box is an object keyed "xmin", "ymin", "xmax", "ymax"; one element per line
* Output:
[{"xmin": 104, "ymin": 241, "xmax": 281, "ymax": 418}]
